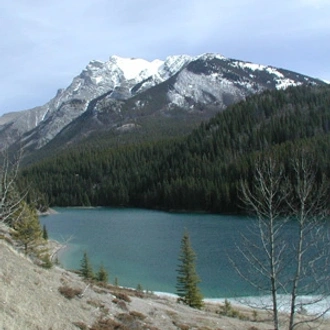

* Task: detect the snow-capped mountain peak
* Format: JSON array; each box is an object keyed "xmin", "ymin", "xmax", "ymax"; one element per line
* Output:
[
  {"xmin": 108, "ymin": 55, "xmax": 164, "ymax": 81},
  {"xmin": 197, "ymin": 53, "xmax": 227, "ymax": 61},
  {"xmin": 0, "ymin": 52, "xmax": 326, "ymax": 151}
]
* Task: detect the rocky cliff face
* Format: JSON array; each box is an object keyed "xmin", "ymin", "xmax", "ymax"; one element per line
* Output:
[{"xmin": 0, "ymin": 53, "xmax": 326, "ymax": 151}]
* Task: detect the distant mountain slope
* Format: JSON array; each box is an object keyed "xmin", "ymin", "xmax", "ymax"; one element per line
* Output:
[
  {"xmin": 21, "ymin": 84, "xmax": 330, "ymax": 213},
  {"xmin": 1, "ymin": 53, "xmax": 326, "ymax": 153}
]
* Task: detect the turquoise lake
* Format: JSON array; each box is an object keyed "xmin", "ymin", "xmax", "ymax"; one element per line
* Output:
[{"xmin": 40, "ymin": 207, "xmax": 263, "ymax": 298}]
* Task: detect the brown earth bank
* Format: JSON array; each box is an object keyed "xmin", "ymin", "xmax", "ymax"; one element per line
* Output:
[{"xmin": 1, "ymin": 239, "xmax": 330, "ymax": 330}]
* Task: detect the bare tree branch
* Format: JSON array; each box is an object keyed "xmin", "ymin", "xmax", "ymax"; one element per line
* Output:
[{"xmin": 236, "ymin": 154, "xmax": 330, "ymax": 330}]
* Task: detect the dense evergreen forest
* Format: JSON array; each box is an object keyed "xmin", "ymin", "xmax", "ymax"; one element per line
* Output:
[{"xmin": 21, "ymin": 84, "xmax": 330, "ymax": 213}]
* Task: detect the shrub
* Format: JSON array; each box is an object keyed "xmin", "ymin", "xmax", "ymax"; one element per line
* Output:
[
  {"xmin": 58, "ymin": 285, "xmax": 82, "ymax": 299},
  {"xmin": 40, "ymin": 253, "xmax": 53, "ymax": 269},
  {"xmin": 90, "ymin": 317, "xmax": 129, "ymax": 330},
  {"xmin": 116, "ymin": 312, "xmax": 147, "ymax": 329},
  {"xmin": 72, "ymin": 321, "xmax": 88, "ymax": 330},
  {"xmin": 115, "ymin": 292, "xmax": 131, "ymax": 303},
  {"xmin": 114, "ymin": 300, "xmax": 128, "ymax": 311},
  {"xmin": 129, "ymin": 311, "xmax": 147, "ymax": 320},
  {"xmin": 172, "ymin": 322, "xmax": 190, "ymax": 330},
  {"xmin": 218, "ymin": 299, "xmax": 244, "ymax": 319}
]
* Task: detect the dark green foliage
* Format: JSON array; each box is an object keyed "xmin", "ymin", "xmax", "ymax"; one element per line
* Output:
[
  {"xmin": 12, "ymin": 201, "xmax": 43, "ymax": 254},
  {"xmin": 136, "ymin": 283, "xmax": 143, "ymax": 292},
  {"xmin": 20, "ymin": 85, "xmax": 330, "ymax": 213},
  {"xmin": 96, "ymin": 263, "xmax": 109, "ymax": 283},
  {"xmin": 41, "ymin": 253, "xmax": 53, "ymax": 269},
  {"xmin": 219, "ymin": 299, "xmax": 242, "ymax": 318},
  {"xmin": 42, "ymin": 224, "xmax": 48, "ymax": 240},
  {"xmin": 80, "ymin": 252, "xmax": 94, "ymax": 280},
  {"xmin": 54, "ymin": 256, "xmax": 60, "ymax": 266},
  {"xmin": 176, "ymin": 231, "xmax": 203, "ymax": 309}
]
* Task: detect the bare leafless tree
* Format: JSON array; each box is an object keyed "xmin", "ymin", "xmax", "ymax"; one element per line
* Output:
[
  {"xmin": 0, "ymin": 147, "xmax": 26, "ymax": 228},
  {"xmin": 237, "ymin": 154, "xmax": 330, "ymax": 330},
  {"xmin": 285, "ymin": 155, "xmax": 330, "ymax": 329}
]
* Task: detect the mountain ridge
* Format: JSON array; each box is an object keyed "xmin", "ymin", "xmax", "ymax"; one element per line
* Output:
[
  {"xmin": 0, "ymin": 53, "xmax": 326, "ymax": 152},
  {"xmin": 20, "ymin": 84, "xmax": 330, "ymax": 212}
]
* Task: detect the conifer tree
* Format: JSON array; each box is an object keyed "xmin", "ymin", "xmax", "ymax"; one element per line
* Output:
[
  {"xmin": 96, "ymin": 263, "xmax": 108, "ymax": 283},
  {"xmin": 41, "ymin": 253, "xmax": 53, "ymax": 269},
  {"xmin": 80, "ymin": 252, "xmax": 94, "ymax": 279},
  {"xmin": 176, "ymin": 231, "xmax": 203, "ymax": 309},
  {"xmin": 12, "ymin": 201, "xmax": 42, "ymax": 254},
  {"xmin": 42, "ymin": 224, "xmax": 48, "ymax": 240}
]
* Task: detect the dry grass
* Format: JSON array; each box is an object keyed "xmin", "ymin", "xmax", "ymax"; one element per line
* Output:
[
  {"xmin": 90, "ymin": 317, "xmax": 128, "ymax": 330},
  {"xmin": 114, "ymin": 292, "xmax": 131, "ymax": 303},
  {"xmin": 72, "ymin": 321, "xmax": 89, "ymax": 330},
  {"xmin": 58, "ymin": 285, "xmax": 83, "ymax": 299}
]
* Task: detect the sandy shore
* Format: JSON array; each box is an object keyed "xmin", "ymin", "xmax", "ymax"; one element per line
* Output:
[{"xmin": 38, "ymin": 207, "xmax": 58, "ymax": 216}]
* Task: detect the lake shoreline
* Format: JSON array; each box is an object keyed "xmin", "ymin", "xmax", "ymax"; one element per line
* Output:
[
  {"xmin": 47, "ymin": 233, "xmax": 330, "ymax": 319},
  {"xmin": 38, "ymin": 207, "xmax": 269, "ymax": 298},
  {"xmin": 43, "ymin": 205, "xmax": 245, "ymax": 216},
  {"xmin": 47, "ymin": 239, "xmax": 68, "ymax": 262}
]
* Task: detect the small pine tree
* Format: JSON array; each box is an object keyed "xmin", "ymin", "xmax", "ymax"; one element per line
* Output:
[
  {"xmin": 42, "ymin": 224, "xmax": 48, "ymax": 240},
  {"xmin": 80, "ymin": 252, "xmax": 94, "ymax": 279},
  {"xmin": 176, "ymin": 231, "xmax": 203, "ymax": 309},
  {"xmin": 136, "ymin": 283, "xmax": 143, "ymax": 292},
  {"xmin": 12, "ymin": 202, "xmax": 43, "ymax": 254},
  {"xmin": 96, "ymin": 263, "xmax": 109, "ymax": 283},
  {"xmin": 54, "ymin": 256, "xmax": 60, "ymax": 266},
  {"xmin": 41, "ymin": 253, "xmax": 53, "ymax": 269}
]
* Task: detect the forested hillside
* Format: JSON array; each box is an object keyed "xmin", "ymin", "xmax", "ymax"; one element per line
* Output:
[{"xmin": 21, "ymin": 85, "xmax": 330, "ymax": 213}]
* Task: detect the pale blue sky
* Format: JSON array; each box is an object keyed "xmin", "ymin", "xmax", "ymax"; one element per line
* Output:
[{"xmin": 0, "ymin": 0, "xmax": 329, "ymax": 115}]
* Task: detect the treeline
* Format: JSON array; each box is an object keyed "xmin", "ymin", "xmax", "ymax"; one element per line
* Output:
[{"xmin": 20, "ymin": 84, "xmax": 330, "ymax": 213}]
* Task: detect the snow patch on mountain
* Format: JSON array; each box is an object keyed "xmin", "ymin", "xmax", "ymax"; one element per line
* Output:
[
  {"xmin": 109, "ymin": 55, "xmax": 164, "ymax": 81},
  {"xmin": 158, "ymin": 55, "xmax": 192, "ymax": 80},
  {"xmin": 198, "ymin": 53, "xmax": 227, "ymax": 61},
  {"xmin": 168, "ymin": 68, "xmax": 243, "ymax": 108},
  {"xmin": 229, "ymin": 60, "xmax": 304, "ymax": 90},
  {"xmin": 276, "ymin": 78, "xmax": 302, "ymax": 90},
  {"xmin": 231, "ymin": 61, "xmax": 266, "ymax": 71}
]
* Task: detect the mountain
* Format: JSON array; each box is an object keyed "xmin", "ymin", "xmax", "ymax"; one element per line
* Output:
[
  {"xmin": 20, "ymin": 84, "xmax": 330, "ymax": 213},
  {"xmin": 0, "ymin": 53, "xmax": 326, "ymax": 152}
]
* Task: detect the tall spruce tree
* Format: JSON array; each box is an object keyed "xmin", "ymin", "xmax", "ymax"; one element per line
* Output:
[{"xmin": 176, "ymin": 231, "xmax": 203, "ymax": 309}]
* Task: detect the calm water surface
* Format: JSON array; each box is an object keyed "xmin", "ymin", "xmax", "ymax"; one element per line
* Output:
[{"xmin": 40, "ymin": 207, "xmax": 256, "ymax": 298}]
